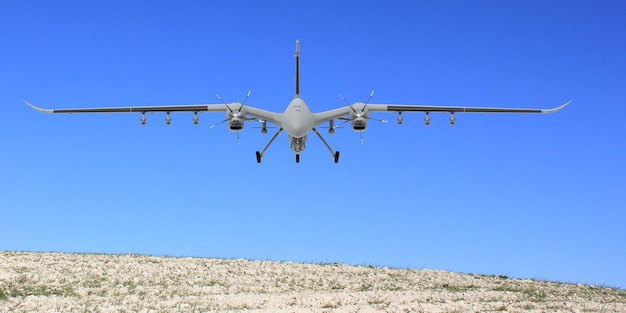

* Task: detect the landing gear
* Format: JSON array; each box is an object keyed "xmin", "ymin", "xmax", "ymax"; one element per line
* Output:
[
  {"xmin": 256, "ymin": 127, "xmax": 339, "ymax": 163},
  {"xmin": 255, "ymin": 128, "xmax": 284, "ymax": 163},
  {"xmin": 312, "ymin": 127, "xmax": 340, "ymax": 163}
]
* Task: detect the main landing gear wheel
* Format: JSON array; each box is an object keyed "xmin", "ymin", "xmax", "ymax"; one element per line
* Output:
[
  {"xmin": 311, "ymin": 127, "xmax": 339, "ymax": 164},
  {"xmin": 296, "ymin": 154, "xmax": 300, "ymax": 163},
  {"xmin": 255, "ymin": 127, "xmax": 283, "ymax": 164}
]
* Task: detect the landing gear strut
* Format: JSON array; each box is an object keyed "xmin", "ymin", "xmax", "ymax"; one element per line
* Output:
[
  {"xmin": 256, "ymin": 128, "xmax": 283, "ymax": 163},
  {"xmin": 313, "ymin": 128, "xmax": 340, "ymax": 163},
  {"xmin": 256, "ymin": 127, "xmax": 340, "ymax": 163}
]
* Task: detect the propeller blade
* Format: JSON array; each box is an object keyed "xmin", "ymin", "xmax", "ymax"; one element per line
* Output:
[
  {"xmin": 216, "ymin": 94, "xmax": 234, "ymax": 112},
  {"xmin": 368, "ymin": 117, "xmax": 388, "ymax": 123},
  {"xmin": 209, "ymin": 119, "xmax": 228, "ymax": 129},
  {"xmin": 339, "ymin": 94, "xmax": 357, "ymax": 113},
  {"xmin": 242, "ymin": 90, "xmax": 252, "ymax": 106},
  {"xmin": 365, "ymin": 90, "xmax": 375, "ymax": 105},
  {"xmin": 362, "ymin": 90, "xmax": 375, "ymax": 111}
]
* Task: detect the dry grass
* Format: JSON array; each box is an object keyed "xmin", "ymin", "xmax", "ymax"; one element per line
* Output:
[{"xmin": 1, "ymin": 251, "xmax": 624, "ymax": 312}]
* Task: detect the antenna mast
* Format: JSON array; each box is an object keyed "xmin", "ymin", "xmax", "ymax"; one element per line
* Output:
[{"xmin": 294, "ymin": 40, "xmax": 300, "ymax": 98}]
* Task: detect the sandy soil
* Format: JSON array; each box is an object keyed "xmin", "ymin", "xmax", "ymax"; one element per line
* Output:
[{"xmin": 1, "ymin": 251, "xmax": 624, "ymax": 312}]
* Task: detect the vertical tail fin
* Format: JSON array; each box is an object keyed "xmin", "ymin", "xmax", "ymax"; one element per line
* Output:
[{"xmin": 294, "ymin": 39, "xmax": 300, "ymax": 98}]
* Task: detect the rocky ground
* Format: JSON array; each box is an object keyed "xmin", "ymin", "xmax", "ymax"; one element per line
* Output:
[{"xmin": 1, "ymin": 251, "xmax": 624, "ymax": 312}]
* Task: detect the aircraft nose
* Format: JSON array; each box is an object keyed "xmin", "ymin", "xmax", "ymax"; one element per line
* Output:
[
  {"xmin": 282, "ymin": 118, "xmax": 311, "ymax": 137},
  {"xmin": 282, "ymin": 98, "xmax": 314, "ymax": 137}
]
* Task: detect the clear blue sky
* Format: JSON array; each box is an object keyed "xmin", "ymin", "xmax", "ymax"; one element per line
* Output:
[{"xmin": 2, "ymin": 1, "xmax": 625, "ymax": 288}]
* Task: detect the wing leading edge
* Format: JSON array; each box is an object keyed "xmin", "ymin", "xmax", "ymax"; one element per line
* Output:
[
  {"xmin": 24, "ymin": 101, "xmax": 229, "ymax": 114},
  {"xmin": 26, "ymin": 99, "xmax": 570, "ymax": 128},
  {"xmin": 23, "ymin": 101, "xmax": 283, "ymax": 126},
  {"xmin": 313, "ymin": 100, "xmax": 571, "ymax": 126},
  {"xmin": 24, "ymin": 101, "xmax": 232, "ymax": 114},
  {"xmin": 381, "ymin": 100, "xmax": 571, "ymax": 114}
]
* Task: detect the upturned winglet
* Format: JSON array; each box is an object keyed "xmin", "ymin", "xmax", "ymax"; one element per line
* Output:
[
  {"xmin": 23, "ymin": 100, "xmax": 54, "ymax": 114},
  {"xmin": 542, "ymin": 100, "xmax": 572, "ymax": 113}
]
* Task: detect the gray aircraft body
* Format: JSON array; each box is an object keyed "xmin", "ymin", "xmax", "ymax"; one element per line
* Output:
[{"xmin": 26, "ymin": 40, "xmax": 570, "ymax": 163}]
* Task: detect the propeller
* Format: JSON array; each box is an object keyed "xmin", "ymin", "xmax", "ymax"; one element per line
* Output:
[
  {"xmin": 340, "ymin": 90, "xmax": 375, "ymax": 113},
  {"xmin": 340, "ymin": 90, "xmax": 387, "ymax": 122},
  {"xmin": 210, "ymin": 91, "xmax": 252, "ymax": 144},
  {"xmin": 216, "ymin": 90, "xmax": 251, "ymax": 112},
  {"xmin": 338, "ymin": 90, "xmax": 388, "ymax": 144}
]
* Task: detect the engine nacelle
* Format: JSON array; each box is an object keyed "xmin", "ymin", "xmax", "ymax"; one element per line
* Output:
[
  {"xmin": 351, "ymin": 117, "xmax": 368, "ymax": 131},
  {"xmin": 350, "ymin": 104, "xmax": 369, "ymax": 132},
  {"xmin": 228, "ymin": 117, "xmax": 244, "ymax": 131},
  {"xmin": 226, "ymin": 105, "xmax": 246, "ymax": 132}
]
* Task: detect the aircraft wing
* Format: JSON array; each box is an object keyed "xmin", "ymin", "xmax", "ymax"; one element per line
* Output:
[
  {"xmin": 313, "ymin": 100, "xmax": 571, "ymax": 125},
  {"xmin": 24, "ymin": 101, "xmax": 226, "ymax": 114},
  {"xmin": 24, "ymin": 101, "xmax": 283, "ymax": 126},
  {"xmin": 368, "ymin": 100, "xmax": 571, "ymax": 114}
]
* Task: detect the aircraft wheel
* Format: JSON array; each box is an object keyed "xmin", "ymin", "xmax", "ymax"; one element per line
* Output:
[
  {"xmin": 256, "ymin": 151, "xmax": 262, "ymax": 163},
  {"xmin": 296, "ymin": 154, "xmax": 300, "ymax": 163},
  {"xmin": 334, "ymin": 151, "xmax": 340, "ymax": 163}
]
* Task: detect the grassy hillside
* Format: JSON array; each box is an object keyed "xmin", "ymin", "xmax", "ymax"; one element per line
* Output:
[{"xmin": 1, "ymin": 251, "xmax": 624, "ymax": 312}]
